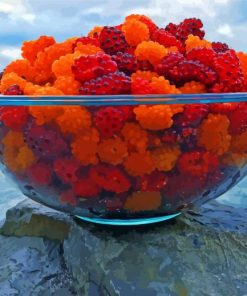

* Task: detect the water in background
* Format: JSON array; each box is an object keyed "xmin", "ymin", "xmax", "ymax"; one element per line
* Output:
[{"xmin": 0, "ymin": 171, "xmax": 246, "ymax": 219}]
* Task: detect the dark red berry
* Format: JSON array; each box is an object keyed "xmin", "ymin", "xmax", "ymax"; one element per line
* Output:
[
  {"xmin": 24, "ymin": 124, "xmax": 69, "ymax": 159},
  {"xmin": 3, "ymin": 85, "xmax": 23, "ymax": 95},
  {"xmin": 112, "ymin": 52, "xmax": 138, "ymax": 74},
  {"xmin": 72, "ymin": 53, "xmax": 117, "ymax": 83},
  {"xmin": 99, "ymin": 26, "xmax": 128, "ymax": 55},
  {"xmin": 155, "ymin": 52, "xmax": 185, "ymax": 77},
  {"xmin": 228, "ymin": 103, "xmax": 247, "ymax": 135},
  {"xmin": 79, "ymin": 72, "xmax": 131, "ymax": 95},
  {"xmin": 212, "ymin": 42, "xmax": 229, "ymax": 53},
  {"xmin": 137, "ymin": 60, "xmax": 154, "ymax": 71},
  {"xmin": 174, "ymin": 104, "xmax": 209, "ymax": 128}
]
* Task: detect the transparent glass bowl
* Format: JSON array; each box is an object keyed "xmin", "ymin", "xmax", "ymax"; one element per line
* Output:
[{"xmin": 0, "ymin": 94, "xmax": 247, "ymax": 225}]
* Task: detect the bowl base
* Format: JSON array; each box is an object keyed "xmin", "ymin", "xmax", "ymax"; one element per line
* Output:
[{"xmin": 75, "ymin": 212, "xmax": 181, "ymax": 226}]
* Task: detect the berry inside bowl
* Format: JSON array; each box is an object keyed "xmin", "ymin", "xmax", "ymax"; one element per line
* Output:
[
  {"xmin": 1, "ymin": 14, "xmax": 247, "ymax": 225},
  {"xmin": 0, "ymin": 94, "xmax": 247, "ymax": 225}
]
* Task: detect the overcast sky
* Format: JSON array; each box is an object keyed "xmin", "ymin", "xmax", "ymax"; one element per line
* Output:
[{"xmin": 0, "ymin": 0, "xmax": 247, "ymax": 68}]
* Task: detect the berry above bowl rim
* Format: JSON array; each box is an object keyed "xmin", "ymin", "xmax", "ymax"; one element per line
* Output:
[{"xmin": 1, "ymin": 93, "xmax": 247, "ymax": 106}]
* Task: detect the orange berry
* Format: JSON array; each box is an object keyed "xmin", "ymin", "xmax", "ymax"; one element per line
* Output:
[
  {"xmin": 198, "ymin": 114, "xmax": 231, "ymax": 155},
  {"xmin": 179, "ymin": 81, "xmax": 206, "ymax": 94},
  {"xmin": 33, "ymin": 86, "xmax": 64, "ymax": 95},
  {"xmin": 121, "ymin": 122, "xmax": 148, "ymax": 152},
  {"xmin": 124, "ymin": 191, "xmax": 161, "ymax": 212},
  {"xmin": 74, "ymin": 43, "xmax": 102, "ymax": 55},
  {"xmin": 134, "ymin": 105, "xmax": 173, "ymax": 131},
  {"xmin": 151, "ymin": 145, "xmax": 181, "ymax": 171},
  {"xmin": 237, "ymin": 52, "xmax": 247, "ymax": 84},
  {"xmin": 88, "ymin": 26, "xmax": 103, "ymax": 38},
  {"xmin": 21, "ymin": 35, "xmax": 55, "ymax": 64},
  {"xmin": 52, "ymin": 53, "xmax": 75, "ymax": 77},
  {"xmin": 0, "ymin": 72, "xmax": 27, "ymax": 93},
  {"xmin": 2, "ymin": 131, "xmax": 25, "ymax": 148},
  {"xmin": 98, "ymin": 137, "xmax": 128, "ymax": 165},
  {"xmin": 131, "ymin": 70, "xmax": 158, "ymax": 82},
  {"xmin": 122, "ymin": 19, "xmax": 149, "ymax": 46},
  {"xmin": 23, "ymin": 82, "xmax": 42, "ymax": 95},
  {"xmin": 55, "ymin": 106, "xmax": 92, "ymax": 134},
  {"xmin": 230, "ymin": 130, "xmax": 247, "ymax": 153},
  {"xmin": 71, "ymin": 127, "xmax": 99, "ymax": 165},
  {"xmin": 29, "ymin": 106, "xmax": 64, "ymax": 125},
  {"xmin": 4, "ymin": 59, "xmax": 36, "ymax": 82},
  {"xmin": 54, "ymin": 76, "xmax": 81, "ymax": 95},
  {"xmin": 135, "ymin": 41, "xmax": 168, "ymax": 66},
  {"xmin": 150, "ymin": 76, "xmax": 181, "ymax": 94},
  {"xmin": 124, "ymin": 151, "xmax": 155, "ymax": 176},
  {"xmin": 185, "ymin": 34, "xmax": 212, "ymax": 52}
]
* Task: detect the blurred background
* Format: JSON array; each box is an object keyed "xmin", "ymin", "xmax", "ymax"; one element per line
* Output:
[{"xmin": 0, "ymin": 0, "xmax": 246, "ymax": 216}]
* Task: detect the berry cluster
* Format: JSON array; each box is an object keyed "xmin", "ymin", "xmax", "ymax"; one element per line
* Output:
[{"xmin": 0, "ymin": 14, "xmax": 247, "ymax": 217}]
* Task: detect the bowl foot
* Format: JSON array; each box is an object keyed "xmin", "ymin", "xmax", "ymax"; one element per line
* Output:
[{"xmin": 75, "ymin": 212, "xmax": 181, "ymax": 226}]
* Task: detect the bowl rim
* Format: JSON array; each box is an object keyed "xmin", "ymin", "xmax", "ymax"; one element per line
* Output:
[{"xmin": 0, "ymin": 93, "xmax": 247, "ymax": 105}]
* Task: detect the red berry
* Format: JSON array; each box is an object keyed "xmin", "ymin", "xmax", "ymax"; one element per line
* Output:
[
  {"xmin": 212, "ymin": 49, "xmax": 244, "ymax": 92},
  {"xmin": 60, "ymin": 189, "xmax": 77, "ymax": 206},
  {"xmin": 174, "ymin": 104, "xmax": 209, "ymax": 128},
  {"xmin": 93, "ymin": 106, "xmax": 125, "ymax": 138},
  {"xmin": 73, "ymin": 36, "xmax": 99, "ymax": 50},
  {"xmin": 131, "ymin": 77, "xmax": 153, "ymax": 94},
  {"xmin": 177, "ymin": 151, "xmax": 219, "ymax": 177},
  {"xmin": 112, "ymin": 52, "xmax": 138, "ymax": 75},
  {"xmin": 155, "ymin": 52, "xmax": 185, "ymax": 77},
  {"xmin": 24, "ymin": 123, "xmax": 69, "ymax": 159},
  {"xmin": 139, "ymin": 15, "xmax": 158, "ymax": 36},
  {"xmin": 168, "ymin": 60, "xmax": 217, "ymax": 86},
  {"xmin": 136, "ymin": 170, "xmax": 167, "ymax": 191},
  {"xmin": 186, "ymin": 48, "xmax": 216, "ymax": 68},
  {"xmin": 210, "ymin": 103, "xmax": 239, "ymax": 114},
  {"xmin": 228, "ymin": 104, "xmax": 247, "ymax": 135},
  {"xmin": 79, "ymin": 72, "xmax": 131, "ymax": 95},
  {"xmin": 137, "ymin": 60, "xmax": 154, "ymax": 71},
  {"xmin": 0, "ymin": 107, "xmax": 28, "ymax": 131},
  {"xmin": 99, "ymin": 26, "xmax": 128, "ymax": 55},
  {"xmin": 27, "ymin": 162, "xmax": 52, "ymax": 185},
  {"xmin": 3, "ymin": 84, "xmax": 23, "ymax": 95},
  {"xmin": 163, "ymin": 172, "xmax": 206, "ymax": 202},
  {"xmin": 72, "ymin": 53, "xmax": 117, "ymax": 83},
  {"xmin": 161, "ymin": 129, "xmax": 181, "ymax": 145},
  {"xmin": 73, "ymin": 177, "xmax": 100, "ymax": 197},
  {"xmin": 152, "ymin": 29, "xmax": 184, "ymax": 53},
  {"xmin": 89, "ymin": 164, "xmax": 131, "ymax": 193},
  {"xmin": 212, "ymin": 42, "xmax": 229, "ymax": 53},
  {"xmin": 118, "ymin": 106, "xmax": 134, "ymax": 121},
  {"xmin": 54, "ymin": 157, "xmax": 81, "ymax": 184},
  {"xmin": 165, "ymin": 22, "xmax": 178, "ymax": 36}
]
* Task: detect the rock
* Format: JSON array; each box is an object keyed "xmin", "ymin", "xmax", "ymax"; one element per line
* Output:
[
  {"xmin": 0, "ymin": 199, "xmax": 71, "ymax": 241},
  {"xmin": 0, "ymin": 199, "xmax": 247, "ymax": 296}
]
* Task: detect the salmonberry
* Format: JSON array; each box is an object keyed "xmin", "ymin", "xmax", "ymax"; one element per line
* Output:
[
  {"xmin": 73, "ymin": 177, "xmax": 100, "ymax": 197},
  {"xmin": 27, "ymin": 162, "xmax": 52, "ymax": 185},
  {"xmin": 152, "ymin": 29, "xmax": 184, "ymax": 53},
  {"xmin": 72, "ymin": 53, "xmax": 117, "ymax": 83},
  {"xmin": 112, "ymin": 52, "xmax": 138, "ymax": 74},
  {"xmin": 99, "ymin": 26, "xmax": 128, "ymax": 54},
  {"xmin": 0, "ymin": 107, "xmax": 29, "ymax": 131},
  {"xmin": 212, "ymin": 42, "xmax": 229, "ymax": 53},
  {"xmin": 3, "ymin": 84, "xmax": 23, "ymax": 95},
  {"xmin": 93, "ymin": 106, "xmax": 125, "ymax": 138},
  {"xmin": 89, "ymin": 164, "xmax": 131, "ymax": 193},
  {"xmin": 136, "ymin": 170, "xmax": 167, "ymax": 191},
  {"xmin": 79, "ymin": 72, "xmax": 131, "ymax": 95},
  {"xmin": 54, "ymin": 157, "xmax": 81, "ymax": 184}
]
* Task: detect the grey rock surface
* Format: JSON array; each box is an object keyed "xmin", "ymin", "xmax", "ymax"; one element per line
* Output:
[{"xmin": 0, "ymin": 199, "xmax": 247, "ymax": 296}]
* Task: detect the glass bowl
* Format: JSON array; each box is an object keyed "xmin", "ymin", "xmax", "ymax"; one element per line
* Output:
[{"xmin": 0, "ymin": 94, "xmax": 247, "ymax": 225}]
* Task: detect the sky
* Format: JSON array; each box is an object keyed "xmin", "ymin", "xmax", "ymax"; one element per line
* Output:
[{"xmin": 0, "ymin": 0, "xmax": 247, "ymax": 68}]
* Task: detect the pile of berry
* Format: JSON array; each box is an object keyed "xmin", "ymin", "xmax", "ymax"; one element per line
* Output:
[{"xmin": 0, "ymin": 14, "xmax": 247, "ymax": 217}]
